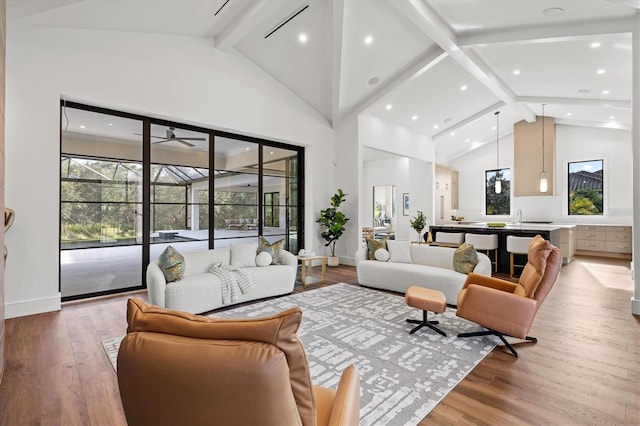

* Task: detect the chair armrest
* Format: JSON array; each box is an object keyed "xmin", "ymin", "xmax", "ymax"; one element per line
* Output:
[
  {"xmin": 329, "ymin": 364, "xmax": 360, "ymax": 426},
  {"xmin": 146, "ymin": 262, "xmax": 167, "ymax": 308},
  {"xmin": 457, "ymin": 284, "xmax": 538, "ymax": 339},
  {"xmin": 281, "ymin": 250, "xmax": 297, "ymax": 267},
  {"xmin": 462, "ymin": 273, "xmax": 518, "ymax": 293}
]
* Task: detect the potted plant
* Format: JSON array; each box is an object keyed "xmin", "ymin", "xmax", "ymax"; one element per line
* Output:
[
  {"xmin": 317, "ymin": 189, "xmax": 349, "ymax": 267},
  {"xmin": 410, "ymin": 210, "xmax": 427, "ymax": 242}
]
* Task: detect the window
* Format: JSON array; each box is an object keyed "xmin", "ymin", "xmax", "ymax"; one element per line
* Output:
[
  {"xmin": 264, "ymin": 192, "xmax": 280, "ymax": 227},
  {"xmin": 568, "ymin": 160, "xmax": 603, "ymax": 215},
  {"xmin": 485, "ymin": 168, "xmax": 510, "ymax": 215}
]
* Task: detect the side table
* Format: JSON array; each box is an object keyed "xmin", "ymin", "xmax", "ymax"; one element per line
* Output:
[{"xmin": 298, "ymin": 255, "xmax": 327, "ymax": 287}]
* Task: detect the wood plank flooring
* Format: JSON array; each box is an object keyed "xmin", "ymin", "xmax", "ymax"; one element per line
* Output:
[{"xmin": 0, "ymin": 256, "xmax": 638, "ymax": 425}]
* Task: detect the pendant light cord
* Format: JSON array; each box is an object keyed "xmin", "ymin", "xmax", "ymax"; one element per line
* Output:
[
  {"xmin": 495, "ymin": 111, "xmax": 500, "ymax": 170},
  {"xmin": 541, "ymin": 104, "xmax": 545, "ymax": 172}
]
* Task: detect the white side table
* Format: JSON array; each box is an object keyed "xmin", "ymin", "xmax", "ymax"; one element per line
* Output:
[{"xmin": 298, "ymin": 255, "xmax": 327, "ymax": 287}]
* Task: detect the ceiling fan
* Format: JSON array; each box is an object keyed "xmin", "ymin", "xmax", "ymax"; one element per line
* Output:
[{"xmin": 136, "ymin": 127, "xmax": 206, "ymax": 147}]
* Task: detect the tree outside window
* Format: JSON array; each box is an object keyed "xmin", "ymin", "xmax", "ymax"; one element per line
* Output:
[
  {"xmin": 485, "ymin": 168, "xmax": 511, "ymax": 215},
  {"xmin": 568, "ymin": 160, "xmax": 603, "ymax": 215}
]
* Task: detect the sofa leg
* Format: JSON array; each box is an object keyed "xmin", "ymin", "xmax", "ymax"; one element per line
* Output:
[
  {"xmin": 457, "ymin": 329, "xmax": 538, "ymax": 358},
  {"xmin": 405, "ymin": 310, "xmax": 446, "ymax": 337}
]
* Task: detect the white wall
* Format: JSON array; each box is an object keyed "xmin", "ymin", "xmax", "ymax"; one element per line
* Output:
[
  {"xmin": 450, "ymin": 125, "xmax": 632, "ymax": 225},
  {"xmin": 5, "ymin": 28, "xmax": 335, "ymax": 317}
]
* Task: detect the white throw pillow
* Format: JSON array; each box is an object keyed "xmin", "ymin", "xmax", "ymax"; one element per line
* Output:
[
  {"xmin": 387, "ymin": 240, "xmax": 413, "ymax": 263},
  {"xmin": 374, "ymin": 248, "xmax": 390, "ymax": 262},
  {"xmin": 255, "ymin": 251, "xmax": 272, "ymax": 267},
  {"xmin": 230, "ymin": 242, "xmax": 258, "ymax": 267}
]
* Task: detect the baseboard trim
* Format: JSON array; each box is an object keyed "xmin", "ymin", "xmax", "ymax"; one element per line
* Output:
[
  {"xmin": 5, "ymin": 294, "xmax": 61, "ymax": 319},
  {"xmin": 575, "ymin": 250, "xmax": 632, "ymax": 260}
]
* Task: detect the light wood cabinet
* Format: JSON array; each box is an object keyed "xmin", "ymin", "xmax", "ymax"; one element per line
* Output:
[
  {"xmin": 558, "ymin": 226, "xmax": 576, "ymax": 264},
  {"xmin": 514, "ymin": 116, "xmax": 556, "ymax": 196},
  {"xmin": 434, "ymin": 164, "xmax": 458, "ymax": 224},
  {"xmin": 576, "ymin": 225, "xmax": 632, "ymax": 258}
]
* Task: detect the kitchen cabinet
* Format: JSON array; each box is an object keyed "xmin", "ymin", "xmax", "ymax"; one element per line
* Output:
[
  {"xmin": 558, "ymin": 226, "xmax": 576, "ymax": 264},
  {"xmin": 576, "ymin": 225, "xmax": 631, "ymax": 258}
]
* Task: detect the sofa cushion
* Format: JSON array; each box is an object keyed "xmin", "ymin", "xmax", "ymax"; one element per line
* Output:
[
  {"xmin": 374, "ymin": 248, "xmax": 390, "ymax": 262},
  {"xmin": 366, "ymin": 237, "xmax": 388, "ymax": 260},
  {"xmin": 258, "ymin": 236, "xmax": 285, "ymax": 265},
  {"xmin": 256, "ymin": 251, "xmax": 273, "ymax": 267},
  {"xmin": 182, "ymin": 249, "xmax": 231, "ymax": 276},
  {"xmin": 158, "ymin": 245, "xmax": 185, "ymax": 282},
  {"xmin": 230, "ymin": 243, "xmax": 258, "ymax": 267},
  {"xmin": 387, "ymin": 240, "xmax": 412, "ymax": 263},
  {"xmin": 452, "ymin": 243, "xmax": 479, "ymax": 274}
]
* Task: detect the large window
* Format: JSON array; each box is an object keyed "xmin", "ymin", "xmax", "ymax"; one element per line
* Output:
[
  {"xmin": 568, "ymin": 160, "xmax": 603, "ymax": 215},
  {"xmin": 485, "ymin": 168, "xmax": 511, "ymax": 215}
]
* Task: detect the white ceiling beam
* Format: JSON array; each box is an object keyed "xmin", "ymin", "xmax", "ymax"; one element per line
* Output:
[
  {"xmin": 433, "ymin": 101, "xmax": 505, "ymax": 140},
  {"xmin": 555, "ymin": 118, "xmax": 631, "ymax": 130},
  {"xmin": 518, "ymin": 96, "xmax": 631, "ymax": 109},
  {"xmin": 344, "ymin": 45, "xmax": 448, "ymax": 122},
  {"xmin": 390, "ymin": 0, "xmax": 536, "ymax": 123},
  {"xmin": 331, "ymin": 0, "xmax": 345, "ymax": 127},
  {"xmin": 459, "ymin": 16, "xmax": 637, "ymax": 47},
  {"xmin": 606, "ymin": 0, "xmax": 640, "ymax": 9},
  {"xmin": 214, "ymin": 0, "xmax": 288, "ymax": 51}
]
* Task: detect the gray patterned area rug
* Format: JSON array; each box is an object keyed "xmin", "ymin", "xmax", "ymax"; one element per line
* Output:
[{"xmin": 102, "ymin": 283, "xmax": 497, "ymax": 425}]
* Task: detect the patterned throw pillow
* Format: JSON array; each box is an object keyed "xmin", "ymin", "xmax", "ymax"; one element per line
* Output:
[
  {"xmin": 452, "ymin": 243, "xmax": 479, "ymax": 274},
  {"xmin": 258, "ymin": 236, "xmax": 285, "ymax": 265},
  {"xmin": 158, "ymin": 245, "xmax": 185, "ymax": 283},
  {"xmin": 366, "ymin": 237, "xmax": 388, "ymax": 260}
]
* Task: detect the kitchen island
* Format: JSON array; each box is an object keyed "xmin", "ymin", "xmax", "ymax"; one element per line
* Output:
[{"xmin": 429, "ymin": 222, "xmax": 571, "ymax": 274}]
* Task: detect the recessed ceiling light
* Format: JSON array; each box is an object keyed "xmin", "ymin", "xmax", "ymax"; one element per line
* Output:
[
  {"xmin": 298, "ymin": 33, "xmax": 308, "ymax": 43},
  {"xmin": 433, "ymin": 124, "xmax": 439, "ymax": 129},
  {"xmin": 368, "ymin": 76, "xmax": 380, "ymax": 85},
  {"xmin": 597, "ymin": 69, "xmax": 606, "ymax": 74},
  {"xmin": 245, "ymin": 147, "xmax": 250, "ymax": 151},
  {"xmin": 543, "ymin": 7, "xmax": 564, "ymax": 17},
  {"xmin": 566, "ymin": 112, "xmax": 573, "ymax": 116},
  {"xmin": 609, "ymin": 115, "xmax": 616, "ymax": 120},
  {"xmin": 460, "ymin": 85, "xmax": 467, "ymax": 91},
  {"xmin": 513, "ymin": 69, "xmax": 521, "ymax": 75},
  {"xmin": 108, "ymin": 123, "xmax": 113, "ymax": 126},
  {"xmin": 450, "ymin": 132, "xmax": 456, "ymax": 136},
  {"xmin": 270, "ymin": 151, "xmax": 274, "ymax": 155},
  {"xmin": 465, "ymin": 138, "xmax": 470, "ymax": 142},
  {"xmin": 591, "ymin": 41, "xmax": 601, "ymax": 48},
  {"xmin": 364, "ymin": 35, "xmax": 373, "ymax": 45},
  {"xmin": 578, "ymin": 89, "xmax": 591, "ymax": 94},
  {"xmin": 80, "ymin": 125, "xmax": 86, "ymax": 129},
  {"xmin": 411, "ymin": 115, "xmax": 418, "ymax": 121},
  {"xmin": 385, "ymin": 104, "xmax": 392, "ymax": 110},
  {"xmin": 492, "ymin": 126, "xmax": 497, "ymax": 130},
  {"xmin": 602, "ymin": 90, "xmax": 610, "ymax": 94}
]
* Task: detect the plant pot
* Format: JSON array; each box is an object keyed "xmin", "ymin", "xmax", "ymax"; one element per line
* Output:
[{"xmin": 327, "ymin": 256, "xmax": 340, "ymax": 267}]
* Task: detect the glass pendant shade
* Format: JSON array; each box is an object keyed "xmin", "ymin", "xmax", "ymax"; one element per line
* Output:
[
  {"xmin": 539, "ymin": 170, "xmax": 548, "ymax": 193},
  {"xmin": 495, "ymin": 179, "xmax": 502, "ymax": 194}
]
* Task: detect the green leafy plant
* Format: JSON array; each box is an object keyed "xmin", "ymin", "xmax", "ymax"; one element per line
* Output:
[
  {"xmin": 317, "ymin": 189, "xmax": 349, "ymax": 257},
  {"xmin": 410, "ymin": 210, "xmax": 427, "ymax": 232}
]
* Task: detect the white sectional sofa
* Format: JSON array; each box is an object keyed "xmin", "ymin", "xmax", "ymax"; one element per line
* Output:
[
  {"xmin": 147, "ymin": 247, "xmax": 297, "ymax": 314},
  {"xmin": 355, "ymin": 241, "xmax": 492, "ymax": 304}
]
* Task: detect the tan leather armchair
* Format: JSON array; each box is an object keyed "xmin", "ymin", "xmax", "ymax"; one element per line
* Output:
[
  {"xmin": 456, "ymin": 235, "xmax": 562, "ymax": 357},
  {"xmin": 117, "ymin": 298, "xmax": 360, "ymax": 426}
]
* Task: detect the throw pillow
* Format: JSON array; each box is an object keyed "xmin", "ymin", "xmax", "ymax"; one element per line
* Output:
[
  {"xmin": 374, "ymin": 248, "xmax": 390, "ymax": 262},
  {"xmin": 258, "ymin": 236, "xmax": 285, "ymax": 265},
  {"xmin": 366, "ymin": 237, "xmax": 388, "ymax": 260},
  {"xmin": 387, "ymin": 240, "xmax": 412, "ymax": 264},
  {"xmin": 453, "ymin": 243, "xmax": 479, "ymax": 274},
  {"xmin": 158, "ymin": 245, "xmax": 185, "ymax": 282},
  {"xmin": 230, "ymin": 242, "xmax": 258, "ymax": 267},
  {"xmin": 255, "ymin": 251, "xmax": 273, "ymax": 267}
]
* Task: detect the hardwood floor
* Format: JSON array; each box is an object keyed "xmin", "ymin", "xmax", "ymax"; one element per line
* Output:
[{"xmin": 0, "ymin": 256, "xmax": 638, "ymax": 425}]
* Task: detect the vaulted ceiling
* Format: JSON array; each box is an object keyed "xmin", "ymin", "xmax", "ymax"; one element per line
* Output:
[{"xmin": 7, "ymin": 0, "xmax": 639, "ymax": 162}]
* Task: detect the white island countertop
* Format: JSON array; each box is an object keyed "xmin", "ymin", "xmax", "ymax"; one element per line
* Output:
[{"xmin": 431, "ymin": 222, "xmax": 576, "ymax": 232}]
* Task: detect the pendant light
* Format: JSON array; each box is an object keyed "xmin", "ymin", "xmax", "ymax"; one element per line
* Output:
[
  {"xmin": 539, "ymin": 104, "xmax": 549, "ymax": 193},
  {"xmin": 494, "ymin": 111, "xmax": 502, "ymax": 194}
]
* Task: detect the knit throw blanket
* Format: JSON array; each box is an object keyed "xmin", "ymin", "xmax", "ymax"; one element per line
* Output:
[{"xmin": 208, "ymin": 263, "xmax": 256, "ymax": 304}]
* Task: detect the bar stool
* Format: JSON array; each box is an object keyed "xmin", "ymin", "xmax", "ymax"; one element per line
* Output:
[
  {"xmin": 434, "ymin": 232, "xmax": 464, "ymax": 246},
  {"xmin": 465, "ymin": 233, "xmax": 499, "ymax": 272},
  {"xmin": 506, "ymin": 235, "xmax": 533, "ymax": 278}
]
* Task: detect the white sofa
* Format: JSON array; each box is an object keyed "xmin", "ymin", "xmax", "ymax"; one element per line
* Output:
[
  {"xmin": 147, "ymin": 247, "xmax": 297, "ymax": 314},
  {"xmin": 355, "ymin": 242, "xmax": 492, "ymax": 304}
]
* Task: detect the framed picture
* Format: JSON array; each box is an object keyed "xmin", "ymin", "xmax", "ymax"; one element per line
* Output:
[{"xmin": 402, "ymin": 193, "xmax": 409, "ymax": 216}]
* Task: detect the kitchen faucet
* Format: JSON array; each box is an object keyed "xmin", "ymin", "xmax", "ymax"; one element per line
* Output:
[{"xmin": 516, "ymin": 209, "xmax": 523, "ymax": 225}]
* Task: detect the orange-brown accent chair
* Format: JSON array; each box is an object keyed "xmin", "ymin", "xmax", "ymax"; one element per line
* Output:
[
  {"xmin": 456, "ymin": 235, "xmax": 561, "ymax": 357},
  {"xmin": 117, "ymin": 298, "xmax": 360, "ymax": 426}
]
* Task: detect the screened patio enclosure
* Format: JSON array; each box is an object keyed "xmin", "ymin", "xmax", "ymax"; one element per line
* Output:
[{"xmin": 60, "ymin": 102, "xmax": 303, "ymax": 301}]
